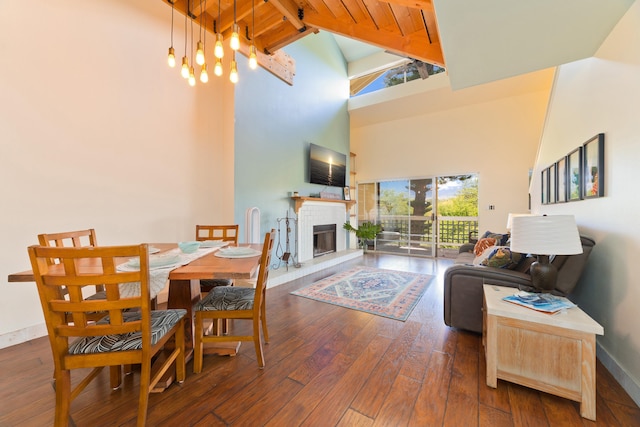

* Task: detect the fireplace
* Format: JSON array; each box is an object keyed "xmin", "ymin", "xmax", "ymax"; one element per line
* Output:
[
  {"xmin": 313, "ymin": 224, "xmax": 336, "ymax": 257},
  {"xmin": 295, "ymin": 200, "xmax": 348, "ymax": 263}
]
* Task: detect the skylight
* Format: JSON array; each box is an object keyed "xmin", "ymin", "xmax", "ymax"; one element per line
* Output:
[{"xmin": 351, "ymin": 61, "xmax": 445, "ymax": 97}]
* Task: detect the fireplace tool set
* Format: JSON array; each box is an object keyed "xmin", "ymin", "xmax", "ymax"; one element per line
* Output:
[{"xmin": 273, "ymin": 211, "xmax": 300, "ymax": 270}]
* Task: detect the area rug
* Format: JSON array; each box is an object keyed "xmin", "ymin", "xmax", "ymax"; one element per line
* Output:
[{"xmin": 291, "ymin": 267, "xmax": 433, "ymax": 321}]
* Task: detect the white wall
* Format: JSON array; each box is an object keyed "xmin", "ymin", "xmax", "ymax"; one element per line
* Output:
[
  {"xmin": 351, "ymin": 71, "xmax": 553, "ymax": 234},
  {"xmin": 233, "ymin": 32, "xmax": 350, "ymax": 245},
  {"xmin": 0, "ymin": 0, "xmax": 234, "ymax": 347},
  {"xmin": 532, "ymin": 1, "xmax": 640, "ymax": 401}
]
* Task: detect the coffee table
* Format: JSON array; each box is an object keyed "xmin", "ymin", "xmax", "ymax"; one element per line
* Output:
[{"xmin": 482, "ymin": 284, "xmax": 604, "ymax": 420}]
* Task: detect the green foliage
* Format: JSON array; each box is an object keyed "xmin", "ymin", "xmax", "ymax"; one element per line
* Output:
[
  {"xmin": 379, "ymin": 189, "xmax": 411, "ymax": 215},
  {"xmin": 343, "ymin": 221, "xmax": 381, "ymax": 241},
  {"xmin": 438, "ymin": 180, "xmax": 479, "ymax": 216}
]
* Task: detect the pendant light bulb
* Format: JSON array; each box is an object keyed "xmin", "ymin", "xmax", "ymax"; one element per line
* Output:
[
  {"xmin": 230, "ymin": 24, "xmax": 240, "ymax": 51},
  {"xmin": 195, "ymin": 41, "xmax": 205, "ymax": 66},
  {"xmin": 181, "ymin": 56, "xmax": 190, "ymax": 78},
  {"xmin": 168, "ymin": 47, "xmax": 176, "ymax": 68},
  {"xmin": 214, "ymin": 34, "xmax": 224, "ymax": 59},
  {"xmin": 214, "ymin": 58, "xmax": 223, "ymax": 76},
  {"xmin": 189, "ymin": 66, "xmax": 196, "ymax": 86},
  {"xmin": 200, "ymin": 64, "xmax": 209, "ymax": 83},
  {"xmin": 249, "ymin": 45, "xmax": 258, "ymax": 70},
  {"xmin": 229, "ymin": 58, "xmax": 239, "ymax": 84}
]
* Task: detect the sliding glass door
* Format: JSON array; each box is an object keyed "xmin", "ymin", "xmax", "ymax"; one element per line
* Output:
[
  {"xmin": 356, "ymin": 174, "xmax": 477, "ymax": 257},
  {"xmin": 435, "ymin": 175, "xmax": 479, "ymax": 257}
]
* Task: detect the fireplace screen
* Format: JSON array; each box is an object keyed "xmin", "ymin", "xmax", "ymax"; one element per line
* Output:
[{"xmin": 313, "ymin": 224, "xmax": 336, "ymax": 257}]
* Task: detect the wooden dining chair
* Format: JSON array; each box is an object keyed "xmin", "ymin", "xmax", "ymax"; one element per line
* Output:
[
  {"xmin": 195, "ymin": 224, "xmax": 240, "ymax": 291},
  {"xmin": 38, "ymin": 229, "xmax": 109, "ymax": 319},
  {"xmin": 193, "ymin": 229, "xmax": 276, "ymax": 372},
  {"xmin": 28, "ymin": 244, "xmax": 186, "ymax": 427}
]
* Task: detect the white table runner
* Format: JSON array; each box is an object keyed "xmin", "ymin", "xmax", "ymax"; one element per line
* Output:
[{"xmin": 117, "ymin": 247, "xmax": 219, "ymax": 298}]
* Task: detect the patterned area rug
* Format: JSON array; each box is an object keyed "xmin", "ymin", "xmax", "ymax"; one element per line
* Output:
[{"xmin": 291, "ymin": 267, "xmax": 433, "ymax": 321}]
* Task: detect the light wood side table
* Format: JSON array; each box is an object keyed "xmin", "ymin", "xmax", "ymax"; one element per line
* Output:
[{"xmin": 482, "ymin": 284, "xmax": 604, "ymax": 420}]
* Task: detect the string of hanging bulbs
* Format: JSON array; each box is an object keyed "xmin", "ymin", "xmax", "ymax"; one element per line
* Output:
[{"xmin": 167, "ymin": 0, "xmax": 258, "ymax": 86}]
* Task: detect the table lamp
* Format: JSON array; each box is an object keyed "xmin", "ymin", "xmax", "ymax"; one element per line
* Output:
[
  {"xmin": 509, "ymin": 215, "xmax": 583, "ymax": 291},
  {"xmin": 506, "ymin": 213, "xmax": 532, "ymax": 231}
]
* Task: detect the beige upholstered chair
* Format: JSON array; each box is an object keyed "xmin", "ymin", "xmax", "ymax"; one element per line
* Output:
[
  {"xmin": 193, "ymin": 229, "xmax": 275, "ymax": 372},
  {"xmin": 28, "ymin": 244, "xmax": 186, "ymax": 427}
]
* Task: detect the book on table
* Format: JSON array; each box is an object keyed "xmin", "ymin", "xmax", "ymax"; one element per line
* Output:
[{"xmin": 502, "ymin": 291, "xmax": 577, "ymax": 313}]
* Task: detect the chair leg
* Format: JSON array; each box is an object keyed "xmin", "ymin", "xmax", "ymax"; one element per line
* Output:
[
  {"xmin": 252, "ymin": 316, "xmax": 265, "ymax": 368},
  {"xmin": 54, "ymin": 370, "xmax": 72, "ymax": 427},
  {"xmin": 261, "ymin": 302, "xmax": 269, "ymax": 343},
  {"xmin": 137, "ymin": 359, "xmax": 151, "ymax": 427},
  {"xmin": 193, "ymin": 312, "xmax": 204, "ymax": 374},
  {"xmin": 175, "ymin": 318, "xmax": 186, "ymax": 382},
  {"xmin": 110, "ymin": 365, "xmax": 122, "ymax": 389}
]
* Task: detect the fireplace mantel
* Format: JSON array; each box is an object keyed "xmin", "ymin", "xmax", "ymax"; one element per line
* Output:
[{"xmin": 291, "ymin": 196, "xmax": 356, "ymax": 214}]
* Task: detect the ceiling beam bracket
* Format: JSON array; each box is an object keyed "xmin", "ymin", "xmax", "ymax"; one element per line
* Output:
[{"xmin": 298, "ymin": 8, "xmax": 304, "ymax": 20}]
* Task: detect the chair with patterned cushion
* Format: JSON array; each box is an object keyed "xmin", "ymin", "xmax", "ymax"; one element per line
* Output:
[
  {"xmin": 195, "ymin": 224, "xmax": 239, "ymax": 292},
  {"xmin": 193, "ymin": 229, "xmax": 275, "ymax": 372},
  {"xmin": 28, "ymin": 244, "xmax": 186, "ymax": 427}
]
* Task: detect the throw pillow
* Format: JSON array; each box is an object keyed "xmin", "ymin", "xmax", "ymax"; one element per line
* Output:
[
  {"xmin": 474, "ymin": 237, "xmax": 497, "ymax": 256},
  {"xmin": 473, "ymin": 245, "xmax": 496, "ymax": 265},
  {"xmin": 481, "ymin": 230, "xmax": 510, "ymax": 246},
  {"xmin": 481, "ymin": 247, "xmax": 523, "ymax": 269}
]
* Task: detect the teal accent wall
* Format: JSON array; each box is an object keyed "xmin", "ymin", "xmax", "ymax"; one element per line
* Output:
[{"xmin": 234, "ymin": 32, "xmax": 350, "ymax": 243}]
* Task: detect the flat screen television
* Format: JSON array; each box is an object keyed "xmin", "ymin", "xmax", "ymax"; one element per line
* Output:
[{"xmin": 309, "ymin": 143, "xmax": 347, "ymax": 188}]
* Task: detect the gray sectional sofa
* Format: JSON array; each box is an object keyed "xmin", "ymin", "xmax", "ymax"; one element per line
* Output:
[{"xmin": 443, "ymin": 235, "xmax": 596, "ymax": 333}]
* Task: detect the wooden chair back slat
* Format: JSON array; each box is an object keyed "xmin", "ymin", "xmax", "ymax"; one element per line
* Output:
[{"xmin": 196, "ymin": 224, "xmax": 239, "ymax": 244}]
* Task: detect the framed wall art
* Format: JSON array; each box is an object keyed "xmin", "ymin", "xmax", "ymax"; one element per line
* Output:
[
  {"xmin": 541, "ymin": 168, "xmax": 549, "ymax": 204},
  {"xmin": 343, "ymin": 186, "xmax": 351, "ymax": 201},
  {"xmin": 549, "ymin": 163, "xmax": 557, "ymax": 204},
  {"xmin": 556, "ymin": 156, "xmax": 567, "ymax": 203},
  {"xmin": 583, "ymin": 133, "xmax": 604, "ymax": 198},
  {"xmin": 567, "ymin": 147, "xmax": 582, "ymax": 201}
]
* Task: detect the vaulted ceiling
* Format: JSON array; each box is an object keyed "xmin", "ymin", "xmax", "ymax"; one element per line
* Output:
[
  {"xmin": 164, "ymin": 0, "xmax": 635, "ymax": 90},
  {"xmin": 163, "ymin": 0, "xmax": 442, "ymax": 85}
]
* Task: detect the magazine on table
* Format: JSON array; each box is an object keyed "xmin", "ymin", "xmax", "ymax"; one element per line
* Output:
[{"xmin": 502, "ymin": 291, "xmax": 577, "ymax": 313}]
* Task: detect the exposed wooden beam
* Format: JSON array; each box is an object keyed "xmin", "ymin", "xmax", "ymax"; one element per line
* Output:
[
  {"xmin": 269, "ymin": 0, "xmax": 305, "ymax": 30},
  {"xmin": 381, "ymin": 0, "xmax": 434, "ymax": 11},
  {"xmin": 260, "ymin": 26, "xmax": 319, "ymax": 54},
  {"xmin": 238, "ymin": 44, "xmax": 296, "ymax": 85},
  {"xmin": 303, "ymin": 11, "xmax": 444, "ymax": 66}
]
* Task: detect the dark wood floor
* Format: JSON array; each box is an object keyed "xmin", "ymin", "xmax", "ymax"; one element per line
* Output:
[{"xmin": 2, "ymin": 254, "xmax": 640, "ymax": 426}]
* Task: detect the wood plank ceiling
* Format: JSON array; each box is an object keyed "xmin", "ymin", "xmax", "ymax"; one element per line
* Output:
[{"xmin": 164, "ymin": 0, "xmax": 443, "ymax": 85}]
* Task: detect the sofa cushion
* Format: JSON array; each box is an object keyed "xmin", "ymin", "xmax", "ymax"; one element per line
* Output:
[
  {"xmin": 481, "ymin": 231, "xmax": 510, "ymax": 246},
  {"xmin": 481, "ymin": 247, "xmax": 523, "ymax": 269},
  {"xmin": 473, "ymin": 237, "xmax": 497, "ymax": 256}
]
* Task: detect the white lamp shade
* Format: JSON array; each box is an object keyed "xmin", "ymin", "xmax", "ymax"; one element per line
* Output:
[
  {"xmin": 510, "ymin": 215, "xmax": 583, "ymax": 255},
  {"xmin": 506, "ymin": 213, "xmax": 532, "ymax": 230}
]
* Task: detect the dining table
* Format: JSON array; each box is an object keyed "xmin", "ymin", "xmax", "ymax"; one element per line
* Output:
[{"xmin": 7, "ymin": 241, "xmax": 263, "ymax": 391}]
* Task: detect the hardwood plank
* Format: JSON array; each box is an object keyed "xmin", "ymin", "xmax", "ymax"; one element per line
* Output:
[
  {"xmin": 442, "ymin": 331, "xmax": 480, "ymax": 426},
  {"xmin": 265, "ymin": 352, "xmax": 355, "ymax": 424},
  {"xmin": 350, "ymin": 320, "xmax": 423, "ymax": 417},
  {"xmin": 297, "ymin": 333, "xmax": 395, "ymax": 426},
  {"xmin": 408, "ymin": 350, "xmax": 453, "ymax": 426},
  {"xmin": 337, "ymin": 408, "xmax": 374, "ymax": 426},
  {"xmin": 478, "ymin": 338, "xmax": 512, "ymax": 414},
  {"xmin": 372, "ymin": 374, "xmax": 421, "ymax": 426},
  {"xmin": 478, "ymin": 403, "xmax": 513, "ymax": 427},
  {"xmin": 507, "ymin": 383, "xmax": 549, "ymax": 427}
]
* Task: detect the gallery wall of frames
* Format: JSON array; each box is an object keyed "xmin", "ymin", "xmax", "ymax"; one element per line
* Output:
[{"xmin": 541, "ymin": 133, "xmax": 605, "ymax": 204}]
